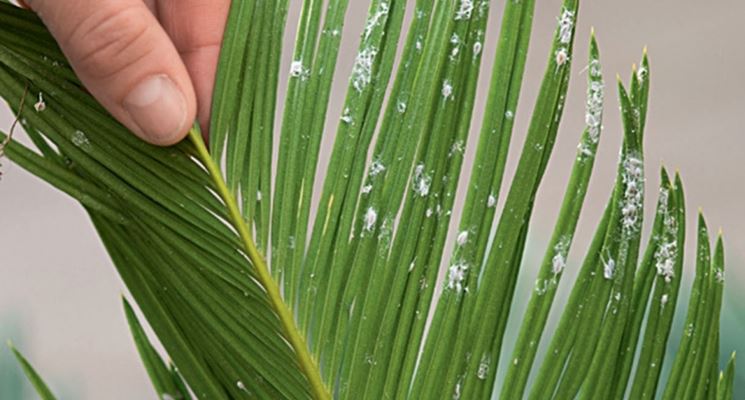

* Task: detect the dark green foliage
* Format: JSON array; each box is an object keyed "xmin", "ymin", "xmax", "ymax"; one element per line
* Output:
[{"xmin": 0, "ymin": 1, "xmax": 735, "ymax": 399}]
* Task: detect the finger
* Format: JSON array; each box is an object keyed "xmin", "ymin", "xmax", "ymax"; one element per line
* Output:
[
  {"xmin": 157, "ymin": 0, "xmax": 229, "ymax": 134},
  {"xmin": 26, "ymin": 0, "xmax": 196, "ymax": 145}
]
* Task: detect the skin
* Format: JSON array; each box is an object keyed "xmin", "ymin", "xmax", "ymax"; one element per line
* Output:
[{"xmin": 22, "ymin": 0, "xmax": 230, "ymax": 145}]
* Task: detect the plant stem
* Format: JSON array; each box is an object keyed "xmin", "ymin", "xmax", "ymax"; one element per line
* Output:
[{"xmin": 188, "ymin": 128, "xmax": 329, "ymax": 400}]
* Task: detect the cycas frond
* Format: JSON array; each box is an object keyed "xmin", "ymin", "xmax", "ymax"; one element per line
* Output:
[{"xmin": 0, "ymin": 1, "xmax": 737, "ymax": 399}]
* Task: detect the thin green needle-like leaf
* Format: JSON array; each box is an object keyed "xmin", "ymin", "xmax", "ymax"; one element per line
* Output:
[
  {"xmin": 624, "ymin": 172, "xmax": 685, "ymax": 399},
  {"xmin": 577, "ymin": 76, "xmax": 647, "ymax": 400},
  {"xmin": 501, "ymin": 31, "xmax": 604, "ymax": 400},
  {"xmin": 685, "ymin": 232, "xmax": 725, "ymax": 398},
  {"xmin": 7, "ymin": 342, "xmax": 56, "ymax": 400},
  {"xmin": 718, "ymin": 352, "xmax": 736, "ymax": 400},
  {"xmin": 662, "ymin": 212, "xmax": 711, "ymax": 399},
  {"xmin": 416, "ymin": 2, "xmax": 579, "ymax": 398},
  {"xmin": 123, "ymin": 298, "xmax": 190, "ymax": 400}
]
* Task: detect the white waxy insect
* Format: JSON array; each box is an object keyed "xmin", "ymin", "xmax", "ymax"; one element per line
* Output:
[{"xmin": 34, "ymin": 92, "xmax": 46, "ymax": 112}]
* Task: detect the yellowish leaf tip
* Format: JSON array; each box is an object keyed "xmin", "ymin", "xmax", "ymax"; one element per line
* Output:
[
  {"xmin": 643, "ymin": 45, "xmax": 648, "ymax": 56},
  {"xmin": 632, "ymin": 63, "xmax": 638, "ymax": 72}
]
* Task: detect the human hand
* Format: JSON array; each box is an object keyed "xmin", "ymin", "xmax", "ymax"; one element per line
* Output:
[{"xmin": 23, "ymin": 0, "xmax": 229, "ymax": 145}]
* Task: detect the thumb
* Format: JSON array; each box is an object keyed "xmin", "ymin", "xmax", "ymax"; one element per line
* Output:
[{"xmin": 26, "ymin": 0, "xmax": 197, "ymax": 145}]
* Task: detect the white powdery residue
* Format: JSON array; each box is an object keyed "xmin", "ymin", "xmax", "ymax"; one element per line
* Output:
[
  {"xmin": 588, "ymin": 59, "xmax": 602, "ymax": 78},
  {"xmin": 162, "ymin": 394, "xmax": 176, "ymax": 400},
  {"xmin": 412, "ymin": 163, "xmax": 432, "ymax": 197},
  {"xmin": 237, "ymin": 381, "xmax": 247, "ymax": 391},
  {"xmin": 655, "ymin": 241, "xmax": 676, "ymax": 283},
  {"xmin": 256, "ymin": 191, "xmax": 262, "ymax": 201},
  {"xmin": 557, "ymin": 8, "xmax": 575, "ymax": 44},
  {"xmin": 442, "ymin": 79, "xmax": 454, "ymax": 100},
  {"xmin": 361, "ymin": 184, "xmax": 373, "ymax": 194},
  {"xmin": 425, "ymin": 208, "xmax": 433, "ymax": 218},
  {"xmin": 579, "ymin": 75, "xmax": 604, "ymax": 157},
  {"xmin": 450, "ymin": 47, "xmax": 460, "ymax": 61},
  {"xmin": 621, "ymin": 153, "xmax": 644, "ymax": 233},
  {"xmin": 661, "ymin": 294, "xmax": 669, "ymax": 306},
  {"xmin": 341, "ymin": 107, "xmax": 353, "ymax": 124},
  {"xmin": 555, "ymin": 47, "xmax": 569, "ymax": 67},
  {"xmin": 364, "ymin": 2, "xmax": 390, "ymax": 39},
  {"xmin": 715, "ymin": 269, "xmax": 724, "ymax": 283},
  {"xmin": 34, "ymin": 92, "xmax": 46, "ymax": 112},
  {"xmin": 453, "ymin": 381, "xmax": 462, "ymax": 400},
  {"xmin": 449, "ymin": 139, "xmax": 465, "ymax": 158},
  {"xmin": 449, "ymin": 33, "xmax": 461, "ymax": 61},
  {"xmin": 71, "ymin": 130, "xmax": 91, "ymax": 149},
  {"xmin": 289, "ymin": 60, "xmax": 309, "ymax": 80},
  {"xmin": 654, "ymin": 188, "xmax": 677, "ymax": 283},
  {"xmin": 447, "ymin": 262, "xmax": 469, "ymax": 294},
  {"xmin": 487, "ymin": 193, "xmax": 497, "ymax": 208},
  {"xmin": 454, "ymin": 0, "xmax": 474, "ymax": 20},
  {"xmin": 397, "ymin": 101, "xmax": 407, "ymax": 113},
  {"xmin": 352, "ymin": 47, "xmax": 378, "ymax": 92},
  {"xmin": 534, "ymin": 279, "xmax": 548, "ymax": 296},
  {"xmin": 551, "ymin": 235, "xmax": 571, "ymax": 275},
  {"xmin": 586, "ymin": 80, "xmax": 604, "ymax": 141},
  {"xmin": 637, "ymin": 65, "xmax": 648, "ymax": 81},
  {"xmin": 370, "ymin": 159, "xmax": 386, "ymax": 176},
  {"xmin": 505, "ymin": 110, "xmax": 514, "ymax": 120},
  {"xmin": 477, "ymin": 354, "xmax": 490, "ymax": 380},
  {"xmin": 603, "ymin": 255, "xmax": 616, "ymax": 280},
  {"xmin": 456, "ymin": 230, "xmax": 469, "ymax": 246},
  {"xmin": 473, "ymin": 42, "xmax": 482, "ymax": 57},
  {"xmin": 363, "ymin": 207, "xmax": 378, "ymax": 234}
]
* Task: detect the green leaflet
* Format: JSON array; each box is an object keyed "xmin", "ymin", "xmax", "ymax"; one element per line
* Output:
[
  {"xmin": 719, "ymin": 353, "xmax": 737, "ymax": 400},
  {"xmin": 123, "ymin": 298, "xmax": 191, "ymax": 400},
  {"xmin": 620, "ymin": 170, "xmax": 685, "ymax": 399},
  {"xmin": 413, "ymin": 1, "xmax": 578, "ymax": 398},
  {"xmin": 500, "ymin": 31, "xmax": 605, "ymax": 400},
  {"xmin": 7, "ymin": 342, "xmax": 57, "ymax": 400}
]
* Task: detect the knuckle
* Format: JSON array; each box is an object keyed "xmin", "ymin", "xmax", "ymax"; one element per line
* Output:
[{"xmin": 65, "ymin": 4, "xmax": 154, "ymax": 80}]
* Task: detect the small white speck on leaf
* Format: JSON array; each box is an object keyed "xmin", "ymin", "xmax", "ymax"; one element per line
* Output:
[
  {"xmin": 289, "ymin": 60, "xmax": 309, "ymax": 80},
  {"xmin": 456, "ymin": 230, "xmax": 469, "ymax": 246},
  {"xmin": 34, "ymin": 92, "xmax": 46, "ymax": 112},
  {"xmin": 442, "ymin": 79, "xmax": 454, "ymax": 99},
  {"xmin": 363, "ymin": 207, "xmax": 378, "ymax": 233}
]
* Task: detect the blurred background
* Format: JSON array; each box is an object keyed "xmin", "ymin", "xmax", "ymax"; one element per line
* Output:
[{"xmin": 1, "ymin": 0, "xmax": 743, "ymax": 398}]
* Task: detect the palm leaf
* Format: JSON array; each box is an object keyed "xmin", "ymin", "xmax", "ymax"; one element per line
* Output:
[{"xmin": 0, "ymin": 1, "xmax": 736, "ymax": 399}]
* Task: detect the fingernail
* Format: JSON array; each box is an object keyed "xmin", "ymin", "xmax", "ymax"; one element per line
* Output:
[{"xmin": 123, "ymin": 75, "xmax": 187, "ymax": 144}]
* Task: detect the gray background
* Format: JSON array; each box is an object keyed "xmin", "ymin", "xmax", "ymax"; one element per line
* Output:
[{"xmin": 1, "ymin": 1, "xmax": 743, "ymax": 398}]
